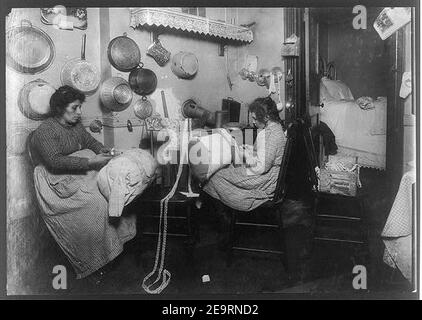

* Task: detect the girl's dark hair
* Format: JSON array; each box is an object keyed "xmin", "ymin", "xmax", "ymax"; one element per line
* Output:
[
  {"xmin": 50, "ymin": 85, "xmax": 85, "ymax": 116},
  {"xmin": 248, "ymin": 96, "xmax": 280, "ymax": 123}
]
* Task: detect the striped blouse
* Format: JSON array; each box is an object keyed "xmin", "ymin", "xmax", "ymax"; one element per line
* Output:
[{"xmin": 32, "ymin": 117, "xmax": 104, "ymax": 172}]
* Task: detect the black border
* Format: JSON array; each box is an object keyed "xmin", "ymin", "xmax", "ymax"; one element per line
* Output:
[{"xmin": 0, "ymin": 0, "xmax": 420, "ymax": 302}]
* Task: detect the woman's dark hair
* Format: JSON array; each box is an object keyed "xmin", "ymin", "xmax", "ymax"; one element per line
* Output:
[
  {"xmin": 248, "ymin": 96, "xmax": 280, "ymax": 123},
  {"xmin": 49, "ymin": 85, "xmax": 85, "ymax": 116}
]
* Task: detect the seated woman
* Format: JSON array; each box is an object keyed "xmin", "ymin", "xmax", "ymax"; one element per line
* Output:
[
  {"xmin": 202, "ymin": 96, "xmax": 287, "ymax": 212},
  {"xmin": 31, "ymin": 85, "xmax": 136, "ymax": 281}
]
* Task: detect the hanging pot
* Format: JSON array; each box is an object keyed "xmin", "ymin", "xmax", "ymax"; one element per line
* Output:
[
  {"xmin": 171, "ymin": 51, "xmax": 199, "ymax": 79},
  {"xmin": 107, "ymin": 32, "xmax": 141, "ymax": 72},
  {"xmin": 18, "ymin": 79, "xmax": 56, "ymax": 120},
  {"xmin": 89, "ymin": 119, "xmax": 103, "ymax": 133},
  {"xmin": 100, "ymin": 76, "xmax": 133, "ymax": 112},
  {"xmin": 6, "ymin": 20, "xmax": 55, "ymax": 74},
  {"xmin": 128, "ymin": 64, "xmax": 157, "ymax": 96},
  {"xmin": 133, "ymin": 97, "xmax": 153, "ymax": 120},
  {"xmin": 61, "ymin": 34, "xmax": 100, "ymax": 95}
]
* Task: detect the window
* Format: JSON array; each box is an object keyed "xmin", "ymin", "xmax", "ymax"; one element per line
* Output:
[{"xmin": 182, "ymin": 7, "xmax": 206, "ymax": 17}]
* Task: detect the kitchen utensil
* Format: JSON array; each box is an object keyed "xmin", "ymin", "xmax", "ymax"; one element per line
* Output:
[
  {"xmin": 276, "ymin": 73, "xmax": 283, "ymax": 111},
  {"xmin": 100, "ymin": 76, "xmax": 133, "ymax": 112},
  {"xmin": 61, "ymin": 33, "xmax": 100, "ymax": 95},
  {"xmin": 145, "ymin": 113, "xmax": 164, "ymax": 131},
  {"xmin": 224, "ymin": 47, "xmax": 232, "ymax": 90},
  {"xmin": 181, "ymin": 99, "xmax": 215, "ymax": 126},
  {"xmin": 256, "ymin": 68, "xmax": 270, "ymax": 87},
  {"xmin": 129, "ymin": 65, "xmax": 157, "ymax": 96},
  {"xmin": 160, "ymin": 90, "xmax": 169, "ymax": 118},
  {"xmin": 222, "ymin": 97, "xmax": 241, "ymax": 123},
  {"xmin": 89, "ymin": 119, "xmax": 103, "ymax": 133},
  {"xmin": 6, "ymin": 20, "xmax": 55, "ymax": 74},
  {"xmin": 147, "ymin": 38, "xmax": 171, "ymax": 67},
  {"xmin": 268, "ymin": 73, "xmax": 276, "ymax": 94},
  {"xmin": 107, "ymin": 33, "xmax": 141, "ymax": 72},
  {"xmin": 171, "ymin": 52, "xmax": 199, "ymax": 79},
  {"xmin": 239, "ymin": 68, "xmax": 249, "ymax": 80},
  {"xmin": 247, "ymin": 71, "xmax": 256, "ymax": 82},
  {"xmin": 18, "ymin": 79, "xmax": 55, "ymax": 120},
  {"xmin": 133, "ymin": 97, "xmax": 153, "ymax": 120},
  {"xmin": 40, "ymin": 7, "xmax": 88, "ymax": 30}
]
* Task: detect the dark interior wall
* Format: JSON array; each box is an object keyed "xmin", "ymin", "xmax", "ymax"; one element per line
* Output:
[
  {"xmin": 318, "ymin": 23, "xmax": 329, "ymax": 67},
  {"xmin": 325, "ymin": 9, "xmax": 389, "ymax": 98}
]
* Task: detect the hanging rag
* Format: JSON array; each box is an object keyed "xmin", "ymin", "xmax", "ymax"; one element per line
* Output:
[{"xmin": 311, "ymin": 121, "xmax": 338, "ymax": 156}]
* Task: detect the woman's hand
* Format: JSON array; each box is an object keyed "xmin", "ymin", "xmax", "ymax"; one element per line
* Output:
[
  {"xmin": 88, "ymin": 154, "xmax": 113, "ymax": 170},
  {"xmin": 99, "ymin": 147, "xmax": 111, "ymax": 154}
]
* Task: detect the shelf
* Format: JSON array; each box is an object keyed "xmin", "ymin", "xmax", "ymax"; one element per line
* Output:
[{"xmin": 129, "ymin": 8, "xmax": 253, "ymax": 43}]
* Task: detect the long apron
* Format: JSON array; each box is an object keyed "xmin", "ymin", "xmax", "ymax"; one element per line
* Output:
[{"xmin": 33, "ymin": 149, "xmax": 136, "ymax": 279}]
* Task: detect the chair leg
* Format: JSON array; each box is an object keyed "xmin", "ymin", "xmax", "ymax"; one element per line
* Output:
[
  {"xmin": 184, "ymin": 205, "xmax": 196, "ymax": 265},
  {"xmin": 226, "ymin": 210, "xmax": 236, "ymax": 267},
  {"xmin": 277, "ymin": 208, "xmax": 289, "ymax": 273}
]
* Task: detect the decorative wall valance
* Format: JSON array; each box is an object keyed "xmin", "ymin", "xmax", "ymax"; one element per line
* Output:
[{"xmin": 129, "ymin": 8, "xmax": 253, "ymax": 43}]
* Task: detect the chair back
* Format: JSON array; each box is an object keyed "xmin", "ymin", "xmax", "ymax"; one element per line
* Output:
[
  {"xmin": 272, "ymin": 133, "xmax": 293, "ymax": 204},
  {"xmin": 302, "ymin": 123, "xmax": 319, "ymax": 191},
  {"xmin": 26, "ymin": 130, "xmax": 38, "ymax": 168}
]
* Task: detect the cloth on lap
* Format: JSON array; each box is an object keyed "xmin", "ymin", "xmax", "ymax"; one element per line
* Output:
[
  {"xmin": 97, "ymin": 149, "xmax": 158, "ymax": 217},
  {"xmin": 33, "ymin": 149, "xmax": 136, "ymax": 279}
]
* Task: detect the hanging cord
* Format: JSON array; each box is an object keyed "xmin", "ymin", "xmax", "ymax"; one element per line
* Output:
[{"xmin": 142, "ymin": 119, "xmax": 189, "ymax": 294}]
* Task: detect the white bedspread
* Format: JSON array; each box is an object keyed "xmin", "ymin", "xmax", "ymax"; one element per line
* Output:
[{"xmin": 320, "ymin": 98, "xmax": 387, "ymax": 170}]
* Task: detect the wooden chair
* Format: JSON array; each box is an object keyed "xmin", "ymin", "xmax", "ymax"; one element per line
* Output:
[
  {"xmin": 302, "ymin": 120, "xmax": 368, "ymax": 260},
  {"xmin": 132, "ymin": 151, "xmax": 200, "ymax": 262},
  {"xmin": 226, "ymin": 132, "xmax": 293, "ymax": 271}
]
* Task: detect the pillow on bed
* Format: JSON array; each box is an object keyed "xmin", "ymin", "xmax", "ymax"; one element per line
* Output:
[{"xmin": 321, "ymin": 77, "xmax": 354, "ymax": 101}]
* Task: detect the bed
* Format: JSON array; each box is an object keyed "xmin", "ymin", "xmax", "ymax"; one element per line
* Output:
[{"xmin": 317, "ymin": 61, "xmax": 387, "ymax": 170}]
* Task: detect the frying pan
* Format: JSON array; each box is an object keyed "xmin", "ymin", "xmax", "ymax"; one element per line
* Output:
[
  {"xmin": 6, "ymin": 20, "xmax": 55, "ymax": 74},
  {"xmin": 61, "ymin": 34, "xmax": 100, "ymax": 95}
]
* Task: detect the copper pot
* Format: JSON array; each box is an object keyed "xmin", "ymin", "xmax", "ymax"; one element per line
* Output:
[
  {"xmin": 129, "ymin": 65, "xmax": 157, "ymax": 96},
  {"xmin": 107, "ymin": 33, "xmax": 141, "ymax": 72}
]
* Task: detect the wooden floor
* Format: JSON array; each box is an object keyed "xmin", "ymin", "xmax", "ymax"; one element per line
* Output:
[{"xmin": 24, "ymin": 168, "xmax": 413, "ymax": 296}]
